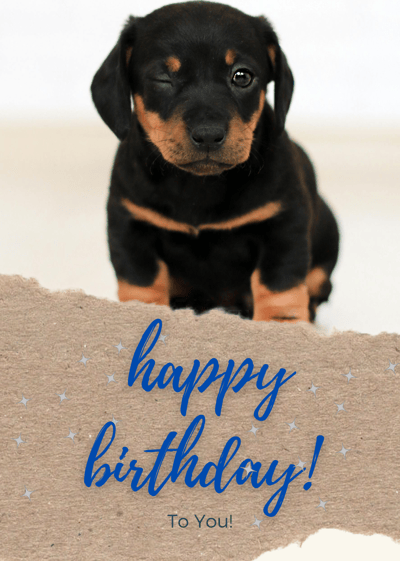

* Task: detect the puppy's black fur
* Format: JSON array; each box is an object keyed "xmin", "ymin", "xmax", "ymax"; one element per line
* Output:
[{"xmin": 91, "ymin": 1, "xmax": 339, "ymax": 322}]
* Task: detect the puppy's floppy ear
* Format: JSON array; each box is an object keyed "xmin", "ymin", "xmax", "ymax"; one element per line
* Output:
[
  {"xmin": 268, "ymin": 44, "xmax": 294, "ymax": 136},
  {"xmin": 257, "ymin": 17, "xmax": 294, "ymax": 136},
  {"xmin": 91, "ymin": 17, "xmax": 137, "ymax": 140}
]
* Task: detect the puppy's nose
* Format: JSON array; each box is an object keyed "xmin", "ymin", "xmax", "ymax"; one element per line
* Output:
[{"xmin": 190, "ymin": 125, "xmax": 226, "ymax": 151}]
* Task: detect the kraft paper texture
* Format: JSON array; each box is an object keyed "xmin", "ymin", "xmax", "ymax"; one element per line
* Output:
[{"xmin": 1, "ymin": 274, "xmax": 400, "ymax": 560}]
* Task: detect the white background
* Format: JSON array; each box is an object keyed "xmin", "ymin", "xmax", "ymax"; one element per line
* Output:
[
  {"xmin": 1, "ymin": 2, "xmax": 400, "ymax": 559},
  {"xmin": 1, "ymin": 0, "xmax": 400, "ymax": 126}
]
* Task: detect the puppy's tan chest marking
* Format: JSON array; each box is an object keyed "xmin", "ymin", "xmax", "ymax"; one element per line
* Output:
[
  {"xmin": 203, "ymin": 201, "xmax": 282, "ymax": 230},
  {"xmin": 121, "ymin": 198, "xmax": 282, "ymax": 235},
  {"xmin": 122, "ymin": 198, "xmax": 199, "ymax": 235}
]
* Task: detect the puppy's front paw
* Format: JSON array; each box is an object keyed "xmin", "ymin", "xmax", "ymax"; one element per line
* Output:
[
  {"xmin": 117, "ymin": 261, "xmax": 170, "ymax": 306},
  {"xmin": 251, "ymin": 271, "xmax": 310, "ymax": 323}
]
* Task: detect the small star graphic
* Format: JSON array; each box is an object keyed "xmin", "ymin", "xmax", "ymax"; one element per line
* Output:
[
  {"xmin": 78, "ymin": 354, "xmax": 91, "ymax": 367},
  {"xmin": 111, "ymin": 415, "xmax": 120, "ymax": 425},
  {"xmin": 56, "ymin": 390, "xmax": 69, "ymax": 403},
  {"xmin": 242, "ymin": 462, "xmax": 256, "ymax": 476},
  {"xmin": 114, "ymin": 340, "xmax": 126, "ymax": 354},
  {"xmin": 296, "ymin": 458, "xmax": 306, "ymax": 470},
  {"xmin": 21, "ymin": 486, "xmax": 35, "ymax": 501},
  {"xmin": 251, "ymin": 516, "xmax": 262, "ymax": 529},
  {"xmin": 307, "ymin": 382, "xmax": 320, "ymax": 396},
  {"xmin": 12, "ymin": 434, "xmax": 26, "ymax": 447},
  {"xmin": 335, "ymin": 402, "xmax": 346, "ymax": 414},
  {"xmin": 65, "ymin": 429, "xmax": 78, "ymax": 443},
  {"xmin": 18, "ymin": 394, "xmax": 30, "ymax": 408},
  {"xmin": 105, "ymin": 372, "xmax": 118, "ymax": 385},
  {"xmin": 286, "ymin": 418, "xmax": 299, "ymax": 432},
  {"xmin": 385, "ymin": 360, "xmax": 398, "ymax": 374},
  {"xmin": 248, "ymin": 424, "xmax": 259, "ymax": 436},
  {"xmin": 159, "ymin": 334, "xmax": 168, "ymax": 344},
  {"xmin": 337, "ymin": 444, "xmax": 351, "ymax": 459},
  {"xmin": 342, "ymin": 369, "xmax": 356, "ymax": 383},
  {"xmin": 317, "ymin": 498, "xmax": 328, "ymax": 510}
]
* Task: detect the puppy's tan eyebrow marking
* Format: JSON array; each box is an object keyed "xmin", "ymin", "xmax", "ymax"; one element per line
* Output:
[
  {"xmin": 165, "ymin": 56, "xmax": 181, "ymax": 72},
  {"xmin": 225, "ymin": 49, "xmax": 236, "ymax": 66}
]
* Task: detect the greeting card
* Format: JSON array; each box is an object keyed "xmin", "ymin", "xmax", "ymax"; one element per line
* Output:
[{"xmin": 1, "ymin": 1, "xmax": 400, "ymax": 560}]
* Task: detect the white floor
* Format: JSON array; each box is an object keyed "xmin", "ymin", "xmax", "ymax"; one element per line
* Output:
[{"xmin": 1, "ymin": 122, "xmax": 399, "ymax": 335}]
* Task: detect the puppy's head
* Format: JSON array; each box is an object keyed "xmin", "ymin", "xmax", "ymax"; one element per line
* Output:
[{"xmin": 91, "ymin": 2, "xmax": 294, "ymax": 176}]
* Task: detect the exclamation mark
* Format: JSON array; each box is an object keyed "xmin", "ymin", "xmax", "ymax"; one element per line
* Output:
[
  {"xmin": 303, "ymin": 435, "xmax": 324, "ymax": 490},
  {"xmin": 230, "ymin": 515, "xmax": 232, "ymax": 528}
]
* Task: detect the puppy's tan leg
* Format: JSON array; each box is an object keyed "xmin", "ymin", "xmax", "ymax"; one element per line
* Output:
[
  {"xmin": 305, "ymin": 266, "xmax": 328, "ymax": 299},
  {"xmin": 305, "ymin": 266, "xmax": 332, "ymax": 321},
  {"xmin": 118, "ymin": 261, "xmax": 170, "ymax": 306},
  {"xmin": 251, "ymin": 269, "xmax": 309, "ymax": 322}
]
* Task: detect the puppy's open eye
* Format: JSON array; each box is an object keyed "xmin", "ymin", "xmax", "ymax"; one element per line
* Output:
[{"xmin": 232, "ymin": 69, "xmax": 253, "ymax": 88}]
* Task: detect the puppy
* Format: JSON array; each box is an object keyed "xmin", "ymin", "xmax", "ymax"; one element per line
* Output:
[{"xmin": 91, "ymin": 1, "xmax": 339, "ymax": 322}]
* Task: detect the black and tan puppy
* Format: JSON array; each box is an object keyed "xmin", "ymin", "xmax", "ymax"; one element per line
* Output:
[{"xmin": 91, "ymin": 1, "xmax": 339, "ymax": 322}]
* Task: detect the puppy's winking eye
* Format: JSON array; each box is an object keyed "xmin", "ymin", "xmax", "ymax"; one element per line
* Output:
[{"xmin": 232, "ymin": 70, "xmax": 253, "ymax": 87}]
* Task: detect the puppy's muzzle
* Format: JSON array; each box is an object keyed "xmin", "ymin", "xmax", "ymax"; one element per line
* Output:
[{"xmin": 189, "ymin": 125, "xmax": 227, "ymax": 152}]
